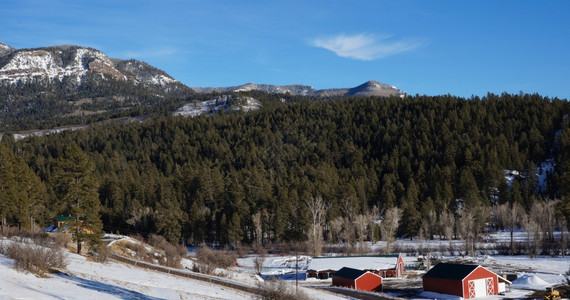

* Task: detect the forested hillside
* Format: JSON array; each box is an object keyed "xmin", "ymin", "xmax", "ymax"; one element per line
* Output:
[{"xmin": 3, "ymin": 93, "xmax": 570, "ymax": 251}]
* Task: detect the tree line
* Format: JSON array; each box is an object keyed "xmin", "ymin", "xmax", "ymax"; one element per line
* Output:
[{"xmin": 1, "ymin": 92, "xmax": 570, "ymax": 253}]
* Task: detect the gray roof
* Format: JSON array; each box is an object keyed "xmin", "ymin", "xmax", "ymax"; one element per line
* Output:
[
  {"xmin": 423, "ymin": 263, "xmax": 480, "ymax": 280},
  {"xmin": 333, "ymin": 267, "xmax": 368, "ymax": 280}
]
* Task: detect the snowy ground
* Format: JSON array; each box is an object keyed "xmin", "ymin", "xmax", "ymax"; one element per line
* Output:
[
  {"xmin": 1, "ymin": 231, "xmax": 569, "ymax": 299},
  {"xmin": 0, "ymin": 237, "xmax": 342, "ymax": 300},
  {"xmin": 0, "ymin": 247, "xmax": 253, "ymax": 299}
]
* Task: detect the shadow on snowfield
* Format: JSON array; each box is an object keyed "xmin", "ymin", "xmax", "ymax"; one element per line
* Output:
[{"xmin": 55, "ymin": 272, "xmax": 164, "ymax": 300}]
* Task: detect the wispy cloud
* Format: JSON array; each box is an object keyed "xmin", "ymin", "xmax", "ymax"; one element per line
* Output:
[{"xmin": 311, "ymin": 33, "xmax": 424, "ymax": 60}]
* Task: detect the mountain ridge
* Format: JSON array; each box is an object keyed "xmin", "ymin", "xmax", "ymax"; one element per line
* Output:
[
  {"xmin": 0, "ymin": 42, "xmax": 406, "ymax": 131},
  {"xmin": 0, "ymin": 43, "xmax": 188, "ymax": 94},
  {"xmin": 0, "ymin": 42, "xmax": 405, "ymax": 98},
  {"xmin": 192, "ymin": 80, "xmax": 406, "ymax": 98}
]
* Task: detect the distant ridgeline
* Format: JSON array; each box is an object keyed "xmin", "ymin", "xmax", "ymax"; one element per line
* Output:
[
  {"xmin": 0, "ymin": 42, "xmax": 405, "ymax": 132},
  {"xmin": 3, "ymin": 92, "xmax": 570, "ymax": 251}
]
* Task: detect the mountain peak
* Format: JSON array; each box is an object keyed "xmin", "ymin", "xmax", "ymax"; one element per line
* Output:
[
  {"xmin": 347, "ymin": 80, "xmax": 403, "ymax": 97},
  {"xmin": 0, "ymin": 45, "xmax": 125, "ymax": 85},
  {"xmin": 0, "ymin": 43, "xmax": 187, "ymax": 93},
  {"xmin": 0, "ymin": 42, "xmax": 14, "ymax": 57}
]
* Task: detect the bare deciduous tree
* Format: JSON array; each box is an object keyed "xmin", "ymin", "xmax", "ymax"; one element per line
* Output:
[
  {"xmin": 495, "ymin": 202, "xmax": 525, "ymax": 255},
  {"xmin": 369, "ymin": 206, "xmax": 380, "ymax": 244},
  {"xmin": 329, "ymin": 216, "xmax": 343, "ymax": 244},
  {"xmin": 252, "ymin": 212, "xmax": 263, "ymax": 245},
  {"xmin": 354, "ymin": 214, "xmax": 370, "ymax": 251},
  {"xmin": 438, "ymin": 205, "xmax": 455, "ymax": 242},
  {"xmin": 458, "ymin": 209, "xmax": 476, "ymax": 256},
  {"xmin": 380, "ymin": 206, "xmax": 401, "ymax": 254},
  {"xmin": 306, "ymin": 195, "xmax": 330, "ymax": 257}
]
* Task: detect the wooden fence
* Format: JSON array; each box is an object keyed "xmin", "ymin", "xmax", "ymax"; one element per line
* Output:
[{"xmin": 109, "ymin": 253, "xmax": 260, "ymax": 295}]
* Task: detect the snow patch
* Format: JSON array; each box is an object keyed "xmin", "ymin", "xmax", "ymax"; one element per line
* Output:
[
  {"xmin": 504, "ymin": 170, "xmax": 519, "ymax": 187},
  {"xmin": 0, "ymin": 47, "xmax": 121, "ymax": 85},
  {"xmin": 511, "ymin": 274, "xmax": 551, "ymax": 290},
  {"xmin": 173, "ymin": 95, "xmax": 261, "ymax": 117},
  {"xmin": 536, "ymin": 159, "xmax": 555, "ymax": 193}
]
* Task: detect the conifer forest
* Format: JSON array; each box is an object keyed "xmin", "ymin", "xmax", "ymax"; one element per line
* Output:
[{"xmin": 2, "ymin": 92, "xmax": 570, "ymax": 255}]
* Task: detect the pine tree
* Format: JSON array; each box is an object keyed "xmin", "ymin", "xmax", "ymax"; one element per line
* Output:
[
  {"xmin": 0, "ymin": 144, "xmax": 17, "ymax": 234},
  {"xmin": 52, "ymin": 144, "xmax": 102, "ymax": 254}
]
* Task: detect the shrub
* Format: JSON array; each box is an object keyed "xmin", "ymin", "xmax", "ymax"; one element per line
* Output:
[
  {"xmin": 253, "ymin": 247, "xmax": 267, "ymax": 275},
  {"xmin": 89, "ymin": 243, "xmax": 110, "ymax": 263},
  {"xmin": 194, "ymin": 246, "xmax": 237, "ymax": 275},
  {"xmin": 53, "ymin": 233, "xmax": 72, "ymax": 249},
  {"xmin": 146, "ymin": 234, "xmax": 183, "ymax": 268},
  {"xmin": 256, "ymin": 279, "xmax": 309, "ymax": 300},
  {"xmin": 4, "ymin": 242, "xmax": 68, "ymax": 276}
]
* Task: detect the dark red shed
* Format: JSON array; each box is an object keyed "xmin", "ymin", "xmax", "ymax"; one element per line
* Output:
[
  {"xmin": 423, "ymin": 263, "xmax": 501, "ymax": 299},
  {"xmin": 332, "ymin": 267, "xmax": 382, "ymax": 292}
]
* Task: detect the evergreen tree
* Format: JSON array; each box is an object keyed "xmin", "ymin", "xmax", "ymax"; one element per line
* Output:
[{"xmin": 52, "ymin": 144, "xmax": 102, "ymax": 254}]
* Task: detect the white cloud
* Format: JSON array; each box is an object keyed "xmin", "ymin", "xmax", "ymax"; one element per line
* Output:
[{"xmin": 311, "ymin": 33, "xmax": 424, "ymax": 60}]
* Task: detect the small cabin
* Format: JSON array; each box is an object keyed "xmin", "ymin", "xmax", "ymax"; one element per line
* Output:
[{"xmin": 43, "ymin": 215, "xmax": 92, "ymax": 234}]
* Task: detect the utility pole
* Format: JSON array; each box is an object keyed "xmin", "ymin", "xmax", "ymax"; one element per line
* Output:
[{"xmin": 295, "ymin": 247, "xmax": 298, "ymax": 294}]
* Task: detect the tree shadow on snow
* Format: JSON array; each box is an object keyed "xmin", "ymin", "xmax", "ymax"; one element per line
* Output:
[{"xmin": 55, "ymin": 272, "xmax": 165, "ymax": 300}]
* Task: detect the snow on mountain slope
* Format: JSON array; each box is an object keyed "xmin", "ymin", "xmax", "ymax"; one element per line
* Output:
[
  {"xmin": 174, "ymin": 95, "xmax": 262, "ymax": 117},
  {"xmin": 193, "ymin": 80, "xmax": 406, "ymax": 98},
  {"xmin": 0, "ymin": 42, "xmax": 14, "ymax": 57},
  {"xmin": 0, "ymin": 43, "xmax": 187, "ymax": 95},
  {"xmin": 113, "ymin": 59, "xmax": 178, "ymax": 88},
  {"xmin": 0, "ymin": 46, "xmax": 124, "ymax": 86}
]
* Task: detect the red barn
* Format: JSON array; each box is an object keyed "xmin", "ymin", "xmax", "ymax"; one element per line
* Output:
[
  {"xmin": 307, "ymin": 254, "xmax": 405, "ymax": 279},
  {"xmin": 332, "ymin": 267, "xmax": 382, "ymax": 292},
  {"xmin": 423, "ymin": 263, "xmax": 504, "ymax": 299}
]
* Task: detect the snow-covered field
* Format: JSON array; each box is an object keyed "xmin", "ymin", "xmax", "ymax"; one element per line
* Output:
[{"xmin": 1, "ymin": 232, "xmax": 569, "ymax": 299}]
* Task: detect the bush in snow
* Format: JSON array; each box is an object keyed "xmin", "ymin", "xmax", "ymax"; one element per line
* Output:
[
  {"xmin": 89, "ymin": 243, "xmax": 110, "ymax": 263},
  {"xmin": 253, "ymin": 247, "xmax": 267, "ymax": 275},
  {"xmin": 256, "ymin": 279, "xmax": 309, "ymax": 300},
  {"xmin": 193, "ymin": 246, "xmax": 236, "ymax": 275},
  {"xmin": 146, "ymin": 234, "xmax": 183, "ymax": 268},
  {"xmin": 3, "ymin": 240, "xmax": 68, "ymax": 276}
]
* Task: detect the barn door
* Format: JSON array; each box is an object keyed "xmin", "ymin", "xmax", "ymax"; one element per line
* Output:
[
  {"xmin": 486, "ymin": 278, "xmax": 494, "ymax": 295},
  {"xmin": 468, "ymin": 279, "xmax": 487, "ymax": 298},
  {"xmin": 468, "ymin": 280, "xmax": 476, "ymax": 298}
]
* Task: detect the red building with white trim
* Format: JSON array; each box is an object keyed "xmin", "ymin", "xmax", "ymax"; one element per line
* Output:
[
  {"xmin": 332, "ymin": 267, "xmax": 383, "ymax": 292},
  {"xmin": 423, "ymin": 263, "xmax": 509, "ymax": 298}
]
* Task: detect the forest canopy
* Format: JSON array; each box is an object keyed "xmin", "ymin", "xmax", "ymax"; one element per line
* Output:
[{"xmin": 3, "ymin": 92, "xmax": 570, "ymax": 248}]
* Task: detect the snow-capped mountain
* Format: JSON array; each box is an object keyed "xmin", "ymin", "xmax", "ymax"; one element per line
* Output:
[
  {"xmin": 0, "ymin": 42, "xmax": 14, "ymax": 57},
  {"xmin": 0, "ymin": 41, "xmax": 406, "ymax": 132},
  {"xmin": 0, "ymin": 42, "xmax": 188, "ymax": 93},
  {"xmin": 193, "ymin": 80, "xmax": 406, "ymax": 98},
  {"xmin": 0, "ymin": 42, "xmax": 404, "ymax": 99}
]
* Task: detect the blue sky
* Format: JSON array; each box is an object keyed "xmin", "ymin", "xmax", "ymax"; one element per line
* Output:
[{"xmin": 2, "ymin": 0, "xmax": 570, "ymax": 99}]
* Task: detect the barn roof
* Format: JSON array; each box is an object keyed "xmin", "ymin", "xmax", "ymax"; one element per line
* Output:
[
  {"xmin": 308, "ymin": 255, "xmax": 400, "ymax": 271},
  {"xmin": 55, "ymin": 215, "xmax": 74, "ymax": 222},
  {"xmin": 423, "ymin": 263, "xmax": 480, "ymax": 280},
  {"xmin": 333, "ymin": 267, "xmax": 368, "ymax": 280}
]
